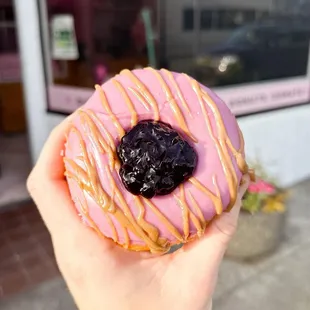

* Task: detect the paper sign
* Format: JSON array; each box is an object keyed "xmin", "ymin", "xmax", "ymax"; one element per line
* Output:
[{"xmin": 51, "ymin": 15, "xmax": 79, "ymax": 60}]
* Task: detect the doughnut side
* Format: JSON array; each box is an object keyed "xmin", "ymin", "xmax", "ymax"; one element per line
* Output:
[{"xmin": 64, "ymin": 68, "xmax": 248, "ymax": 254}]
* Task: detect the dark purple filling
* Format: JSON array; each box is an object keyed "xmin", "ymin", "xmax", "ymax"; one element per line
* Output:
[{"xmin": 117, "ymin": 120, "xmax": 198, "ymax": 199}]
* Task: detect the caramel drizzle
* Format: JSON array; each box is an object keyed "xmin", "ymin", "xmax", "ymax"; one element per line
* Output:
[
  {"xmin": 189, "ymin": 209, "xmax": 203, "ymax": 237},
  {"xmin": 87, "ymin": 110, "xmax": 116, "ymax": 151},
  {"xmin": 66, "ymin": 112, "xmax": 185, "ymax": 252},
  {"xmin": 120, "ymin": 69, "xmax": 159, "ymax": 120},
  {"xmin": 121, "ymin": 225, "xmax": 130, "ymax": 249},
  {"xmin": 128, "ymin": 87, "xmax": 151, "ymax": 111},
  {"xmin": 104, "ymin": 211, "xmax": 118, "ymax": 242},
  {"xmin": 185, "ymin": 74, "xmax": 248, "ymax": 209},
  {"xmin": 104, "ymin": 165, "xmax": 165, "ymax": 250},
  {"xmin": 133, "ymin": 196, "xmax": 159, "ymax": 242},
  {"xmin": 161, "ymin": 68, "xmax": 192, "ymax": 116},
  {"xmin": 65, "ymin": 126, "xmax": 166, "ymax": 253},
  {"xmin": 202, "ymin": 89, "xmax": 247, "ymax": 172},
  {"xmin": 65, "ymin": 69, "xmax": 249, "ymax": 253},
  {"xmin": 189, "ymin": 177, "xmax": 223, "ymax": 215},
  {"xmin": 93, "ymin": 85, "xmax": 187, "ymax": 249},
  {"xmin": 174, "ymin": 184, "xmax": 203, "ymax": 240},
  {"xmin": 76, "ymin": 195, "xmax": 107, "ymax": 239},
  {"xmin": 178, "ymin": 185, "xmax": 190, "ymax": 239},
  {"xmin": 141, "ymin": 197, "xmax": 184, "ymax": 242},
  {"xmin": 79, "ymin": 110, "xmax": 116, "ymax": 170},
  {"xmin": 145, "ymin": 67, "xmax": 197, "ymax": 142},
  {"xmin": 95, "ymin": 84, "xmax": 125, "ymax": 138},
  {"xmin": 96, "ymin": 85, "xmax": 195, "ymax": 249},
  {"xmin": 212, "ymin": 175, "xmax": 222, "ymax": 214},
  {"xmin": 188, "ymin": 191, "xmax": 206, "ymax": 235},
  {"xmin": 112, "ymin": 79, "xmax": 138, "ymax": 127}
]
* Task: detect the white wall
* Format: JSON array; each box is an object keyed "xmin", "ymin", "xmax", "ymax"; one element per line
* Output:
[{"xmin": 238, "ymin": 105, "xmax": 310, "ymax": 186}]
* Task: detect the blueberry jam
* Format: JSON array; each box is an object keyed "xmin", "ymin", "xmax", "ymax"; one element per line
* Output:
[{"xmin": 117, "ymin": 120, "xmax": 198, "ymax": 199}]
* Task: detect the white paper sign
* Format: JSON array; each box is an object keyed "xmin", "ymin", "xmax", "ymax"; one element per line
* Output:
[{"xmin": 51, "ymin": 15, "xmax": 79, "ymax": 60}]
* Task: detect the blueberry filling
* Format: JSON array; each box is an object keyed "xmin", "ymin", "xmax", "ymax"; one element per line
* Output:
[{"xmin": 117, "ymin": 120, "xmax": 198, "ymax": 199}]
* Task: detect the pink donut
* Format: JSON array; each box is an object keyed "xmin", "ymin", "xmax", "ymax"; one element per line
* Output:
[{"xmin": 64, "ymin": 68, "xmax": 249, "ymax": 253}]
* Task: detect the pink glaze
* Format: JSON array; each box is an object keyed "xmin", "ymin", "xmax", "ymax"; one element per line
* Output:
[{"xmin": 65, "ymin": 69, "xmax": 244, "ymax": 248}]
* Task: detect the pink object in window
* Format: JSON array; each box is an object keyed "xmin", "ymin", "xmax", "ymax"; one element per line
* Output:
[{"xmin": 94, "ymin": 64, "xmax": 108, "ymax": 85}]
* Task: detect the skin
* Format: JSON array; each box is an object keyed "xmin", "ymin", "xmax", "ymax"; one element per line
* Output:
[{"xmin": 27, "ymin": 113, "xmax": 250, "ymax": 310}]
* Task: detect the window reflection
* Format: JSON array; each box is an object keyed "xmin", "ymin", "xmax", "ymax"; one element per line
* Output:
[
  {"xmin": 44, "ymin": 0, "xmax": 310, "ymax": 95},
  {"xmin": 46, "ymin": 0, "xmax": 158, "ymax": 88},
  {"xmin": 189, "ymin": 13, "xmax": 310, "ymax": 86}
]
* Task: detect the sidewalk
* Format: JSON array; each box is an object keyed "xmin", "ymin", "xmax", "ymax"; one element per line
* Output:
[
  {"xmin": 1, "ymin": 180, "xmax": 309, "ymax": 310},
  {"xmin": 214, "ymin": 179, "xmax": 310, "ymax": 310}
]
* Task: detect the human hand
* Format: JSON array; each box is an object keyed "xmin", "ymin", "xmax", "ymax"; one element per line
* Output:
[{"xmin": 27, "ymin": 115, "xmax": 250, "ymax": 310}]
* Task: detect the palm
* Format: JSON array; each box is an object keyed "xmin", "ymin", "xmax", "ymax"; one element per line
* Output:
[
  {"xmin": 28, "ymin": 115, "xmax": 249, "ymax": 310},
  {"xmin": 52, "ymin": 190, "xmax": 244, "ymax": 310}
]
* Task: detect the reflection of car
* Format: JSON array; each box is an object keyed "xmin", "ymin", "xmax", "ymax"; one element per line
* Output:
[{"xmin": 194, "ymin": 20, "xmax": 310, "ymax": 86}]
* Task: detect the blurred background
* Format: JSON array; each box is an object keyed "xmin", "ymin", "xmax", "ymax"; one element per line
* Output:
[{"xmin": 0, "ymin": 0, "xmax": 310, "ymax": 309}]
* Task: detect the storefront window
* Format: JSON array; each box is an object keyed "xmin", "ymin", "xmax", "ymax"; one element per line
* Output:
[
  {"xmin": 41, "ymin": 0, "xmax": 310, "ymax": 116},
  {"xmin": 44, "ymin": 0, "xmax": 158, "ymax": 88}
]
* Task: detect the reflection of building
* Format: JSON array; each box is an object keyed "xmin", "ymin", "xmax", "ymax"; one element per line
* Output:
[
  {"xmin": 273, "ymin": 0, "xmax": 310, "ymax": 13},
  {"xmin": 160, "ymin": 0, "xmax": 282, "ymax": 71},
  {"xmin": 163, "ymin": 0, "xmax": 274, "ymax": 59}
]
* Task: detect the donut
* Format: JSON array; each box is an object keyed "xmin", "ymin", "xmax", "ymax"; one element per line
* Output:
[{"xmin": 64, "ymin": 68, "xmax": 249, "ymax": 254}]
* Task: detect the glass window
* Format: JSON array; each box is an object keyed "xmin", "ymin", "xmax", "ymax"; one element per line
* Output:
[
  {"xmin": 42, "ymin": 0, "xmax": 159, "ymax": 113},
  {"xmin": 40, "ymin": 0, "xmax": 310, "ymax": 116},
  {"xmin": 243, "ymin": 10, "xmax": 256, "ymax": 23},
  {"xmin": 0, "ymin": 6, "xmax": 14, "ymax": 22},
  {"xmin": 200, "ymin": 9, "xmax": 212, "ymax": 30},
  {"xmin": 44, "ymin": 0, "xmax": 158, "ymax": 88},
  {"xmin": 291, "ymin": 31, "xmax": 310, "ymax": 45},
  {"xmin": 183, "ymin": 8, "xmax": 194, "ymax": 31},
  {"xmin": 256, "ymin": 11, "xmax": 270, "ymax": 21},
  {"xmin": 217, "ymin": 10, "xmax": 257, "ymax": 30},
  {"xmin": 218, "ymin": 10, "xmax": 242, "ymax": 30},
  {"xmin": 227, "ymin": 27, "xmax": 267, "ymax": 46}
]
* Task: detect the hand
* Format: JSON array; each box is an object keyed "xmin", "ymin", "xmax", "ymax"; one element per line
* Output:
[{"xmin": 27, "ymin": 115, "xmax": 249, "ymax": 310}]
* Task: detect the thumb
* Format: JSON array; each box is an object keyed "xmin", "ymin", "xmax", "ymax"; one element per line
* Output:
[
  {"xmin": 174, "ymin": 174, "xmax": 250, "ymax": 276},
  {"xmin": 208, "ymin": 174, "xmax": 250, "ymax": 246}
]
